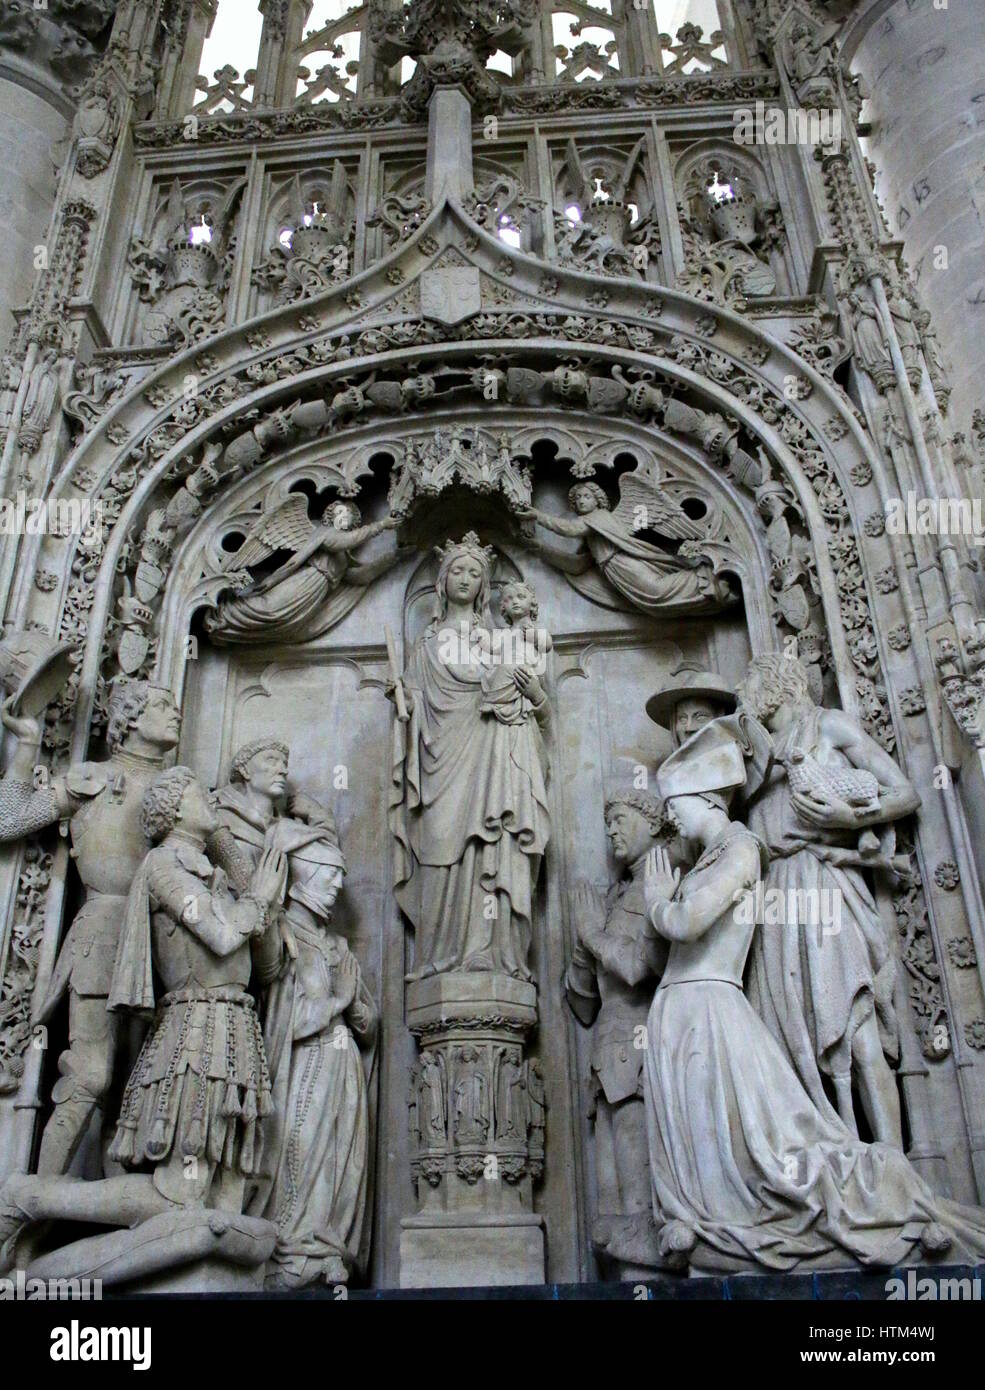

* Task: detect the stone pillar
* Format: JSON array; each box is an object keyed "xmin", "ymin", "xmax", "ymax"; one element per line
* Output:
[
  {"xmin": 845, "ymin": 0, "xmax": 985, "ymax": 438},
  {"xmin": 0, "ymin": 66, "xmax": 71, "ymax": 346},
  {"xmin": 400, "ymin": 973, "xmax": 546, "ymax": 1289}
]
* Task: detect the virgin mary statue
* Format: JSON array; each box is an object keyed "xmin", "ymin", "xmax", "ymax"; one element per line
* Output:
[{"xmin": 388, "ymin": 533, "xmax": 551, "ymax": 982}]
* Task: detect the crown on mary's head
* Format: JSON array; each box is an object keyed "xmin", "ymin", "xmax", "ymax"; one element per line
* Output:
[{"xmin": 434, "ymin": 532, "xmax": 497, "ymax": 569}]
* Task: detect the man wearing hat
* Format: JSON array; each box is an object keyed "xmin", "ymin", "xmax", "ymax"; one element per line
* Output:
[
  {"xmin": 645, "ymin": 667, "xmax": 737, "ymax": 752},
  {"xmin": 637, "ymin": 716, "xmax": 985, "ymax": 1275}
]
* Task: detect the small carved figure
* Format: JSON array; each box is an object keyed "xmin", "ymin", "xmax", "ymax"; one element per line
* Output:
[
  {"xmin": 565, "ymin": 790, "xmax": 679, "ymax": 1276},
  {"xmin": 252, "ymin": 821, "xmax": 376, "ymax": 1289},
  {"xmin": 205, "ymin": 496, "xmax": 400, "ymax": 645},
  {"xmin": 18, "ymin": 347, "xmax": 61, "ymax": 454},
  {"xmin": 417, "ymin": 1052, "xmax": 447, "ymax": 1145},
  {"xmin": 785, "ymin": 20, "xmax": 839, "ymax": 100},
  {"xmin": 520, "ymin": 476, "xmax": 732, "ymax": 615},
  {"xmin": 477, "ymin": 580, "xmax": 553, "ymax": 727},
  {"xmin": 453, "ymin": 1047, "xmax": 490, "ymax": 1144}
]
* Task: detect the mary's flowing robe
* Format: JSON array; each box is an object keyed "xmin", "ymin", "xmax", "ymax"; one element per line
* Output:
[{"xmin": 389, "ymin": 624, "xmax": 551, "ymax": 981}]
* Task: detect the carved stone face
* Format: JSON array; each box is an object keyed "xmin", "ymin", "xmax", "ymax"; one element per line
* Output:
[
  {"xmin": 445, "ymin": 555, "xmax": 485, "ymax": 605},
  {"xmin": 500, "ymin": 586, "xmax": 535, "ymax": 624},
  {"xmin": 672, "ymin": 696, "xmax": 721, "ymax": 747},
  {"xmin": 134, "ymin": 688, "xmax": 181, "ymax": 751},
  {"xmin": 243, "ymin": 746, "xmax": 289, "ymax": 799},
  {"xmin": 605, "ymin": 803, "xmax": 653, "ymax": 866},
  {"xmin": 293, "ymin": 861, "xmax": 345, "ymax": 919},
  {"xmin": 571, "ymin": 486, "xmax": 598, "ymax": 515},
  {"xmin": 178, "ymin": 778, "xmax": 218, "ymax": 838},
  {"xmin": 738, "ymin": 672, "xmax": 784, "ymax": 726},
  {"xmin": 663, "ymin": 793, "xmax": 717, "ymax": 842}
]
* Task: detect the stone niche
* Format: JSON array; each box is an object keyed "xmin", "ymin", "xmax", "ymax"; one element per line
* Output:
[{"xmin": 169, "ymin": 411, "xmax": 754, "ymax": 1288}]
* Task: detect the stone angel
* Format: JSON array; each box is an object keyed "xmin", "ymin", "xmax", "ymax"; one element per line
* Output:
[
  {"xmin": 204, "ymin": 494, "xmax": 401, "ymax": 645},
  {"xmin": 519, "ymin": 475, "xmax": 733, "ymax": 616}
]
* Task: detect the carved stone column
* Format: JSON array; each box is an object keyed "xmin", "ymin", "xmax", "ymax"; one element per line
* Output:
[
  {"xmin": 401, "ymin": 974, "xmax": 545, "ymax": 1289},
  {"xmin": 0, "ymin": 0, "xmax": 114, "ymax": 344}
]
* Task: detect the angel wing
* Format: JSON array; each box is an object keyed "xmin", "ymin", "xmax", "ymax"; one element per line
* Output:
[
  {"xmin": 220, "ymin": 494, "xmax": 316, "ymax": 572},
  {"xmin": 611, "ymin": 469, "xmax": 705, "ymax": 542}
]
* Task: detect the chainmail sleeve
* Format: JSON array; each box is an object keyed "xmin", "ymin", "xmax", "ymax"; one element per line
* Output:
[
  {"xmin": 0, "ymin": 779, "xmax": 60, "ymax": 841},
  {"xmin": 208, "ymin": 825, "xmax": 253, "ymax": 894}
]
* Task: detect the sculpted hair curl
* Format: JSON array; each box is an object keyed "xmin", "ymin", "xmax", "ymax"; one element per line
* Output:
[
  {"xmin": 141, "ymin": 766, "xmax": 197, "ymax": 845},
  {"xmin": 106, "ymin": 680, "xmax": 152, "ymax": 752},
  {"xmin": 604, "ymin": 790, "xmax": 670, "ymax": 837},
  {"xmin": 737, "ymin": 652, "xmax": 813, "ymax": 719}
]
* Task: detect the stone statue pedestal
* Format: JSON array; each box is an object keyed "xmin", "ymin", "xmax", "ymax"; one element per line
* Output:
[
  {"xmin": 400, "ymin": 1212, "xmax": 545, "ymax": 1289},
  {"xmin": 400, "ymin": 973, "xmax": 546, "ymax": 1288}
]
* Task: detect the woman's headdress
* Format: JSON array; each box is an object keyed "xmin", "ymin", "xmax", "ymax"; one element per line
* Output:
[{"xmin": 656, "ymin": 713, "xmax": 773, "ymax": 806}]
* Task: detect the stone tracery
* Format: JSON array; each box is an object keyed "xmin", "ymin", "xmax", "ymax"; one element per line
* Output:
[{"xmin": 1, "ymin": 0, "xmax": 985, "ymax": 1297}]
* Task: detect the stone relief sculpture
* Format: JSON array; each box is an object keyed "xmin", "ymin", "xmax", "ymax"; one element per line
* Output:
[
  {"xmin": 107, "ymin": 770, "xmax": 285, "ymax": 1194},
  {"xmin": 215, "ymin": 738, "xmax": 338, "ymax": 869},
  {"xmin": 641, "ymin": 719, "xmax": 985, "ymax": 1274},
  {"xmin": 678, "ymin": 161, "xmax": 781, "ymax": 306},
  {"xmin": 564, "ymin": 790, "xmax": 679, "ymax": 1277},
  {"xmin": 128, "ymin": 180, "xmax": 244, "ymax": 349},
  {"xmin": 251, "ymin": 821, "xmax": 376, "ymax": 1290},
  {"xmin": 520, "ymin": 476, "xmax": 733, "ymax": 617},
  {"xmin": 17, "ymin": 346, "xmax": 62, "ymax": 456},
  {"xmin": 0, "ymin": 680, "xmax": 182, "ymax": 1176},
  {"xmin": 738, "ymin": 654, "xmax": 919, "ymax": 1147},
  {"xmin": 388, "ymin": 533, "xmax": 551, "ymax": 982},
  {"xmin": 479, "ymin": 580, "xmax": 552, "ymax": 726},
  {"xmin": 1, "ymin": 769, "xmax": 287, "ymax": 1284},
  {"xmin": 553, "ymin": 139, "xmax": 661, "ymax": 279},
  {"xmin": 2, "ymin": 0, "xmax": 985, "ymax": 1306},
  {"xmin": 783, "ymin": 20, "xmax": 840, "ymax": 103},
  {"xmin": 645, "ymin": 668, "xmax": 737, "ymax": 751},
  {"xmin": 252, "ymin": 167, "xmax": 355, "ymax": 306},
  {"xmin": 204, "ymin": 496, "xmax": 401, "ymax": 646}
]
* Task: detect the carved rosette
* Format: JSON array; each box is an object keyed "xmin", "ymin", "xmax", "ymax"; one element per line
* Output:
[{"xmin": 406, "ymin": 974, "xmax": 544, "ymax": 1203}]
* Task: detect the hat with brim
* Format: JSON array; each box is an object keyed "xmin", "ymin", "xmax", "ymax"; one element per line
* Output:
[
  {"xmin": 0, "ymin": 633, "xmax": 75, "ymax": 719},
  {"xmin": 645, "ymin": 671, "xmax": 736, "ymax": 727}
]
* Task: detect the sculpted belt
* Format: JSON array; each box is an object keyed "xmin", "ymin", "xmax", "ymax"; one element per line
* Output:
[{"xmin": 158, "ymin": 985, "xmax": 256, "ymax": 1009}]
